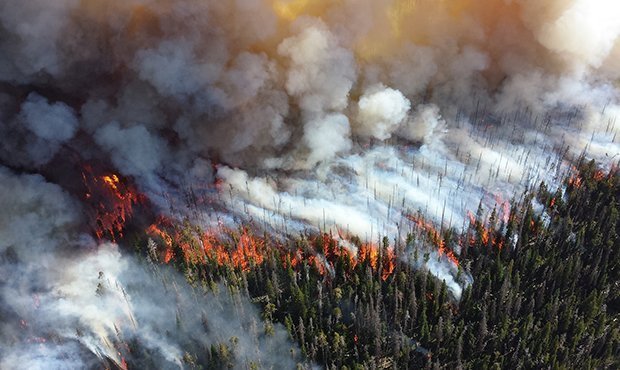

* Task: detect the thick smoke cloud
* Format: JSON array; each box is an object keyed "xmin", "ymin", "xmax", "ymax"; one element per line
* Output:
[
  {"xmin": 357, "ymin": 85, "xmax": 411, "ymax": 140},
  {"xmin": 21, "ymin": 93, "xmax": 78, "ymax": 142},
  {"xmin": 0, "ymin": 166, "xmax": 307, "ymax": 368},
  {"xmin": 94, "ymin": 122, "xmax": 169, "ymax": 186},
  {"xmin": 303, "ymin": 113, "xmax": 352, "ymax": 167},
  {"xmin": 0, "ymin": 167, "xmax": 80, "ymax": 257},
  {"xmin": 1, "ymin": 0, "xmax": 617, "ymax": 175},
  {"xmin": 1, "ymin": 0, "xmax": 619, "ymax": 364},
  {"xmin": 278, "ymin": 18, "xmax": 356, "ymax": 116}
]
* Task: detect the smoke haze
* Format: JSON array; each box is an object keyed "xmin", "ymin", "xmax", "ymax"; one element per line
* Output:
[{"xmin": 1, "ymin": 0, "xmax": 619, "ymax": 366}]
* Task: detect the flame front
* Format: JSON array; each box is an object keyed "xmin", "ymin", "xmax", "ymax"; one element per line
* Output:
[
  {"xmin": 146, "ymin": 218, "xmax": 398, "ymax": 281},
  {"xmin": 406, "ymin": 213, "xmax": 460, "ymax": 267},
  {"xmin": 82, "ymin": 165, "xmax": 142, "ymax": 242},
  {"xmin": 466, "ymin": 210, "xmax": 505, "ymax": 250}
]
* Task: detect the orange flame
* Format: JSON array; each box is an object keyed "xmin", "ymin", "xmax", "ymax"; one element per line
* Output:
[
  {"xmin": 355, "ymin": 242, "xmax": 395, "ymax": 280},
  {"xmin": 358, "ymin": 243, "xmax": 379, "ymax": 270},
  {"xmin": 82, "ymin": 165, "xmax": 142, "ymax": 242},
  {"xmin": 405, "ymin": 214, "xmax": 459, "ymax": 267},
  {"xmin": 147, "ymin": 219, "xmax": 398, "ymax": 281},
  {"xmin": 102, "ymin": 174, "xmax": 120, "ymax": 192},
  {"xmin": 202, "ymin": 231, "xmax": 231, "ymax": 266},
  {"xmin": 147, "ymin": 220, "xmax": 174, "ymax": 250},
  {"xmin": 494, "ymin": 194, "xmax": 511, "ymax": 224},
  {"xmin": 230, "ymin": 229, "xmax": 265, "ymax": 270},
  {"xmin": 567, "ymin": 165, "xmax": 615, "ymax": 190},
  {"xmin": 381, "ymin": 246, "xmax": 396, "ymax": 280},
  {"xmin": 567, "ymin": 166, "xmax": 583, "ymax": 189},
  {"xmin": 593, "ymin": 170, "xmax": 605, "ymax": 181},
  {"xmin": 568, "ymin": 174, "xmax": 582, "ymax": 188},
  {"xmin": 465, "ymin": 210, "xmax": 504, "ymax": 250}
]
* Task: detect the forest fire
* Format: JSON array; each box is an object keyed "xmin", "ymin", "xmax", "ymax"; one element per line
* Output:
[
  {"xmin": 357, "ymin": 243, "xmax": 396, "ymax": 280},
  {"xmin": 567, "ymin": 172, "xmax": 583, "ymax": 188},
  {"xmin": 146, "ymin": 217, "xmax": 176, "ymax": 263},
  {"xmin": 202, "ymin": 228, "xmax": 266, "ymax": 271},
  {"xmin": 495, "ymin": 195, "xmax": 511, "ymax": 224},
  {"xmin": 2, "ymin": 0, "xmax": 619, "ymax": 367},
  {"xmin": 144, "ymin": 216, "xmax": 398, "ymax": 281},
  {"xmin": 567, "ymin": 163, "xmax": 619, "ymax": 191},
  {"xmin": 77, "ymin": 160, "xmax": 496, "ymax": 288},
  {"xmin": 466, "ymin": 211, "xmax": 504, "ymax": 250},
  {"xmin": 146, "ymin": 219, "xmax": 174, "ymax": 250},
  {"xmin": 405, "ymin": 213, "xmax": 460, "ymax": 267},
  {"xmin": 81, "ymin": 165, "xmax": 142, "ymax": 242},
  {"xmin": 231, "ymin": 230, "xmax": 266, "ymax": 270}
]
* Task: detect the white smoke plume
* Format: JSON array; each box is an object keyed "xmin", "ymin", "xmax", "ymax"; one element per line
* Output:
[
  {"xmin": 0, "ymin": 166, "xmax": 307, "ymax": 368},
  {"xmin": 1, "ymin": 0, "xmax": 620, "ymax": 364},
  {"xmin": 278, "ymin": 18, "xmax": 356, "ymax": 116},
  {"xmin": 356, "ymin": 85, "xmax": 411, "ymax": 140}
]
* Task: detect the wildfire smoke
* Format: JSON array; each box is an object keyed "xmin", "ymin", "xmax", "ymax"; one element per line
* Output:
[{"xmin": 1, "ymin": 0, "xmax": 619, "ymax": 367}]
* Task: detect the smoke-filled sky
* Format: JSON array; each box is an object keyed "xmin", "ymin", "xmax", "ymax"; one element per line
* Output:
[{"xmin": 1, "ymin": 0, "xmax": 619, "ymax": 367}]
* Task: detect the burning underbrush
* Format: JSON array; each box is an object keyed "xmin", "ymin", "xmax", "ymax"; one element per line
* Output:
[
  {"xmin": 145, "ymin": 216, "xmax": 399, "ymax": 283},
  {"xmin": 138, "ymin": 199, "xmax": 497, "ymax": 299},
  {"xmin": 81, "ymin": 165, "xmax": 146, "ymax": 242},
  {"xmin": 1, "ymin": 0, "xmax": 619, "ymax": 367},
  {"xmin": 73, "ymin": 155, "xmax": 552, "ymax": 299},
  {"xmin": 77, "ymin": 158, "xmax": 612, "ymax": 303},
  {"xmin": 2, "ymin": 145, "xmax": 615, "ymax": 369},
  {"xmin": 4, "ymin": 117, "xmax": 608, "ymax": 370}
]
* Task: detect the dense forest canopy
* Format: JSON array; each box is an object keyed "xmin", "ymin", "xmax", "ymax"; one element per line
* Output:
[{"xmin": 128, "ymin": 159, "xmax": 619, "ymax": 369}]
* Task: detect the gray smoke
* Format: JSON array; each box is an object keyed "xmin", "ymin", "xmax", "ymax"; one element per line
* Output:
[
  {"xmin": 1, "ymin": 0, "xmax": 619, "ymax": 365},
  {"xmin": 0, "ymin": 166, "xmax": 307, "ymax": 369}
]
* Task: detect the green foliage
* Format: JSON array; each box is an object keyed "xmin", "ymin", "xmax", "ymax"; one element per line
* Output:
[{"xmin": 154, "ymin": 161, "xmax": 620, "ymax": 369}]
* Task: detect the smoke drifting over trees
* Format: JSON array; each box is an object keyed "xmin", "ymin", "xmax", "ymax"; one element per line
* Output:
[
  {"xmin": 0, "ymin": 0, "xmax": 619, "ymax": 367},
  {"xmin": 0, "ymin": 168, "xmax": 306, "ymax": 368}
]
